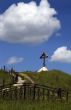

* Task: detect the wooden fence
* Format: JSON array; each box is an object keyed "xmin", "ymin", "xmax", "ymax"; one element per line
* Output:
[{"xmin": 0, "ymin": 83, "xmax": 70, "ymax": 102}]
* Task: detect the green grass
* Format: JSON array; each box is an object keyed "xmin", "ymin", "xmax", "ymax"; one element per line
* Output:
[
  {"xmin": 0, "ymin": 70, "xmax": 12, "ymax": 85},
  {"xmin": 0, "ymin": 70, "xmax": 71, "ymax": 110},
  {"xmin": 0, "ymin": 100, "xmax": 71, "ymax": 110},
  {"xmin": 22, "ymin": 70, "xmax": 71, "ymax": 89},
  {"xmin": 0, "ymin": 69, "xmax": 71, "ymax": 90}
]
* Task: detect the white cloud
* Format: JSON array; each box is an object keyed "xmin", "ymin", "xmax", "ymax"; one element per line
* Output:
[
  {"xmin": 50, "ymin": 46, "xmax": 71, "ymax": 63},
  {"xmin": 0, "ymin": 0, "xmax": 60, "ymax": 43},
  {"xmin": 7, "ymin": 56, "xmax": 23, "ymax": 64}
]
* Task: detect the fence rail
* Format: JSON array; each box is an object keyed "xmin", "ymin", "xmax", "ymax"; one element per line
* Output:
[{"xmin": 0, "ymin": 83, "xmax": 71, "ymax": 101}]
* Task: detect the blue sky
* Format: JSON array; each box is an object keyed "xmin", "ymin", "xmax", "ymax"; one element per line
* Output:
[{"xmin": 0, "ymin": 0, "xmax": 71, "ymax": 74}]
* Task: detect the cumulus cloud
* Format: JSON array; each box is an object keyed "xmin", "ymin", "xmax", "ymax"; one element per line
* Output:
[
  {"xmin": 50, "ymin": 46, "xmax": 71, "ymax": 63},
  {"xmin": 7, "ymin": 56, "xmax": 23, "ymax": 64},
  {"xmin": 0, "ymin": 0, "xmax": 60, "ymax": 43}
]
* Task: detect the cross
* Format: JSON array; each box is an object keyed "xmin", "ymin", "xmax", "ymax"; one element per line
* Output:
[{"xmin": 40, "ymin": 52, "xmax": 48, "ymax": 67}]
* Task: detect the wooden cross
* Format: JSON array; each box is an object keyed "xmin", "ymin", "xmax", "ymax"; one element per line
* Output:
[{"xmin": 40, "ymin": 52, "xmax": 48, "ymax": 67}]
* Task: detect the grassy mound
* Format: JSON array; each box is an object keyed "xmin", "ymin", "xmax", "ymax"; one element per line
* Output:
[
  {"xmin": 22, "ymin": 70, "xmax": 71, "ymax": 89},
  {"xmin": 0, "ymin": 69, "xmax": 71, "ymax": 90}
]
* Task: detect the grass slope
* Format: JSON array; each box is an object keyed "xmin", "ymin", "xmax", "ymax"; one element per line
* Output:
[
  {"xmin": 0, "ymin": 70, "xmax": 71, "ymax": 110},
  {"xmin": 0, "ymin": 70, "xmax": 12, "ymax": 85},
  {"xmin": 0, "ymin": 69, "xmax": 71, "ymax": 90},
  {"xmin": 22, "ymin": 70, "xmax": 71, "ymax": 89}
]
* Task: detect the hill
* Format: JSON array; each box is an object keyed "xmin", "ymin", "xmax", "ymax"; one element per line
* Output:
[
  {"xmin": 0, "ymin": 69, "xmax": 71, "ymax": 90},
  {"xmin": 22, "ymin": 70, "xmax": 71, "ymax": 89}
]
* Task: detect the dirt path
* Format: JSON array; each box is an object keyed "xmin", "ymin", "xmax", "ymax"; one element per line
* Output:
[{"xmin": 19, "ymin": 73, "xmax": 34, "ymax": 84}]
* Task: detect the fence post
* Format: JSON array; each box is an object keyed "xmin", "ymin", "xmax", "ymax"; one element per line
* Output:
[
  {"xmin": 19, "ymin": 86, "xmax": 23, "ymax": 99},
  {"xmin": 14, "ymin": 87, "xmax": 18, "ymax": 100},
  {"xmin": 37, "ymin": 87, "xmax": 40, "ymax": 100},
  {"xmin": 47, "ymin": 89, "xmax": 50, "ymax": 101},
  {"xmin": 42, "ymin": 88, "xmax": 45, "ymax": 101},
  {"xmin": 10, "ymin": 87, "xmax": 12, "ymax": 100},
  {"xmin": 66, "ymin": 91, "xmax": 68, "ymax": 102},
  {"xmin": 23, "ymin": 83, "xmax": 26, "ymax": 100},
  {"xmin": 33, "ymin": 84, "xmax": 36, "ymax": 100},
  {"xmin": 57, "ymin": 88, "xmax": 62, "ymax": 99}
]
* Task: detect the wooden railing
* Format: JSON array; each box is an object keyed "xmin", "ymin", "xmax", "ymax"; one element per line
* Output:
[{"xmin": 0, "ymin": 83, "xmax": 70, "ymax": 101}]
